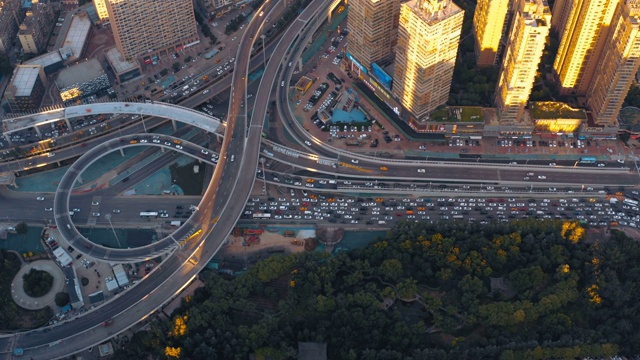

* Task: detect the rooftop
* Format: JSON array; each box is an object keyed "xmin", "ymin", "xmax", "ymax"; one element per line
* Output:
[
  {"xmin": 408, "ymin": 0, "xmax": 463, "ymax": 25},
  {"xmin": 105, "ymin": 47, "xmax": 139, "ymax": 75},
  {"xmin": 10, "ymin": 65, "xmax": 42, "ymax": 97},
  {"xmin": 24, "ymin": 50, "xmax": 64, "ymax": 68},
  {"xmin": 62, "ymin": 12, "xmax": 92, "ymax": 61},
  {"xmin": 530, "ymin": 101, "xmax": 586, "ymax": 119},
  {"xmin": 55, "ymin": 58, "xmax": 105, "ymax": 89}
]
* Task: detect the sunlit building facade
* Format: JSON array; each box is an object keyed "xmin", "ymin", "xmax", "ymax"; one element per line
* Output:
[
  {"xmin": 347, "ymin": 0, "xmax": 401, "ymax": 70},
  {"xmin": 495, "ymin": 0, "xmax": 551, "ymax": 124},
  {"xmin": 473, "ymin": 0, "xmax": 511, "ymax": 67},
  {"xmin": 105, "ymin": 0, "xmax": 198, "ymax": 61},
  {"xmin": 93, "ymin": 0, "xmax": 109, "ymax": 21},
  {"xmin": 552, "ymin": 0, "xmax": 618, "ymax": 96},
  {"xmin": 586, "ymin": 1, "xmax": 640, "ymax": 126},
  {"xmin": 392, "ymin": 0, "xmax": 464, "ymax": 120}
]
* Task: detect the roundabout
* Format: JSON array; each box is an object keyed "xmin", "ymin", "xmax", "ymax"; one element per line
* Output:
[{"xmin": 11, "ymin": 260, "xmax": 65, "ymax": 311}]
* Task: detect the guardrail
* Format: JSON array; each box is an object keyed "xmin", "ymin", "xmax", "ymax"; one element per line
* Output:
[{"xmin": 261, "ymin": 138, "xmax": 631, "ymax": 174}]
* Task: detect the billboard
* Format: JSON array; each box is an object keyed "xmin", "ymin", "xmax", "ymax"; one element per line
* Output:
[
  {"xmin": 345, "ymin": 52, "xmax": 367, "ymax": 74},
  {"xmin": 371, "ymin": 62, "xmax": 392, "ymax": 90}
]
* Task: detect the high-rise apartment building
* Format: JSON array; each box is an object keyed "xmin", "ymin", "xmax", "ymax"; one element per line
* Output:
[
  {"xmin": 93, "ymin": 0, "xmax": 109, "ymax": 21},
  {"xmin": 105, "ymin": 0, "xmax": 198, "ymax": 61},
  {"xmin": 347, "ymin": 0, "xmax": 401, "ymax": 70},
  {"xmin": 0, "ymin": 0, "xmax": 25, "ymax": 54},
  {"xmin": 472, "ymin": 0, "xmax": 511, "ymax": 67},
  {"xmin": 552, "ymin": 0, "xmax": 618, "ymax": 96},
  {"xmin": 392, "ymin": 0, "xmax": 464, "ymax": 120},
  {"xmin": 495, "ymin": 0, "xmax": 551, "ymax": 123},
  {"xmin": 586, "ymin": 1, "xmax": 640, "ymax": 126},
  {"xmin": 18, "ymin": 2, "xmax": 56, "ymax": 54}
]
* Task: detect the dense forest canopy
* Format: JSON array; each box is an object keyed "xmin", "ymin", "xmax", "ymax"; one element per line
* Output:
[{"xmin": 115, "ymin": 220, "xmax": 640, "ymax": 359}]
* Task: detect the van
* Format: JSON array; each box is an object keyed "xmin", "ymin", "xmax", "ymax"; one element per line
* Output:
[
  {"xmin": 66, "ymin": 224, "xmax": 71, "ymax": 230},
  {"xmin": 281, "ymin": 81, "xmax": 285, "ymax": 87},
  {"xmin": 378, "ymin": 221, "xmax": 387, "ymax": 225},
  {"xmin": 288, "ymin": 62, "xmax": 292, "ymax": 67},
  {"xmin": 230, "ymin": 155, "xmax": 235, "ymax": 162}
]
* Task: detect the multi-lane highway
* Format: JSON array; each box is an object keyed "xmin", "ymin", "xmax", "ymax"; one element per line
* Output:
[
  {"xmin": 1, "ymin": 0, "xmax": 288, "ymax": 357},
  {"xmin": 2, "ymin": 0, "xmax": 639, "ymax": 358}
]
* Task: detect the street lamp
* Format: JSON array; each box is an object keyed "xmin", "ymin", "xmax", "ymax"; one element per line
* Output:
[
  {"xmin": 260, "ymin": 35, "xmax": 267, "ymax": 69},
  {"xmin": 105, "ymin": 214, "xmax": 122, "ymax": 248},
  {"xmin": 140, "ymin": 114, "xmax": 147, "ymax": 133}
]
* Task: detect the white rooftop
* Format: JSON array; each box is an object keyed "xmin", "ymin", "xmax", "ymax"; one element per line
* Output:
[
  {"xmin": 10, "ymin": 65, "xmax": 42, "ymax": 97},
  {"xmin": 62, "ymin": 12, "xmax": 92, "ymax": 61},
  {"xmin": 105, "ymin": 47, "xmax": 139, "ymax": 74},
  {"xmin": 24, "ymin": 50, "xmax": 64, "ymax": 68}
]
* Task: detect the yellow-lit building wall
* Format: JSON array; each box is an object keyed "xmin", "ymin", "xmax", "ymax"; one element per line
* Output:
[
  {"xmin": 552, "ymin": 0, "xmax": 617, "ymax": 96},
  {"xmin": 473, "ymin": 0, "xmax": 510, "ymax": 67},
  {"xmin": 495, "ymin": 0, "xmax": 550, "ymax": 124},
  {"xmin": 586, "ymin": 2, "xmax": 640, "ymax": 126},
  {"xmin": 392, "ymin": 0, "xmax": 464, "ymax": 120},
  {"xmin": 93, "ymin": 0, "xmax": 109, "ymax": 21}
]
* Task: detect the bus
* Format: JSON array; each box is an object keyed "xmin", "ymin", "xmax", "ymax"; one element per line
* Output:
[
  {"xmin": 623, "ymin": 199, "xmax": 639, "ymax": 207},
  {"xmin": 252, "ymin": 213, "xmax": 271, "ymax": 219},
  {"xmin": 140, "ymin": 212, "xmax": 159, "ymax": 218},
  {"xmin": 579, "ymin": 157, "xmax": 597, "ymax": 164}
]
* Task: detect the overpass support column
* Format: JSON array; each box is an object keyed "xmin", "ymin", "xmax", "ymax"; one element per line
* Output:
[
  {"xmin": 296, "ymin": 58, "xmax": 303, "ymax": 72},
  {"xmin": 171, "ymin": 119, "xmax": 177, "ymax": 131},
  {"xmin": 3, "ymin": 133, "xmax": 11, "ymax": 144},
  {"xmin": 33, "ymin": 126, "xmax": 42, "ymax": 137},
  {"xmin": 64, "ymin": 117, "xmax": 71, "ymax": 129},
  {"xmin": 120, "ymin": 148, "xmax": 125, "ymax": 156}
]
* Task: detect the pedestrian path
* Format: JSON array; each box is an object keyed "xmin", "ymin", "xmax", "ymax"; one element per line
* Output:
[{"xmin": 11, "ymin": 260, "xmax": 65, "ymax": 311}]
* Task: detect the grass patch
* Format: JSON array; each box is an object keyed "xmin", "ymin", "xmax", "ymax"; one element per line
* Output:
[
  {"xmin": 170, "ymin": 161, "xmax": 206, "ymax": 196},
  {"xmin": 0, "ymin": 250, "xmax": 53, "ymax": 330},
  {"xmin": 430, "ymin": 107, "xmax": 484, "ymax": 122}
]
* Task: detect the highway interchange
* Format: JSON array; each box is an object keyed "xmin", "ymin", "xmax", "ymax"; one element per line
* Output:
[{"xmin": 1, "ymin": 0, "xmax": 639, "ymax": 358}]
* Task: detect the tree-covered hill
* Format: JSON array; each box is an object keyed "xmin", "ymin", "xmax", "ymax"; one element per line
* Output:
[{"xmin": 114, "ymin": 220, "xmax": 640, "ymax": 359}]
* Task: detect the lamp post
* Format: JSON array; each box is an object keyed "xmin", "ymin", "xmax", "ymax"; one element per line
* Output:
[
  {"xmin": 105, "ymin": 214, "xmax": 122, "ymax": 248},
  {"xmin": 260, "ymin": 35, "xmax": 267, "ymax": 69}
]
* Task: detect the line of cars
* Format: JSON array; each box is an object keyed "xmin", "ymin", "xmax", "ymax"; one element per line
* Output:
[{"xmin": 240, "ymin": 193, "xmax": 640, "ymax": 228}]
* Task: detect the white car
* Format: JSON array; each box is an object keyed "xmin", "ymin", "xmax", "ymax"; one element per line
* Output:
[
  {"xmin": 417, "ymin": 169, "xmax": 425, "ymax": 173},
  {"xmin": 36, "ymin": 196, "xmax": 45, "ymax": 201},
  {"xmin": 351, "ymin": 159, "xmax": 359, "ymax": 164},
  {"xmin": 538, "ymin": 175, "xmax": 547, "ymax": 179},
  {"xmin": 202, "ymin": 90, "xmax": 210, "ymax": 94}
]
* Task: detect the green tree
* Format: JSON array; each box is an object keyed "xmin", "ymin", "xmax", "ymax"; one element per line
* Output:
[
  {"xmin": 379, "ymin": 258, "xmax": 403, "ymax": 281},
  {"xmin": 54, "ymin": 292, "xmax": 70, "ymax": 307},
  {"xmin": 172, "ymin": 62, "xmax": 180, "ymax": 72},
  {"xmin": 15, "ymin": 222, "xmax": 28, "ymax": 235},
  {"xmin": 22, "ymin": 269, "xmax": 53, "ymax": 297}
]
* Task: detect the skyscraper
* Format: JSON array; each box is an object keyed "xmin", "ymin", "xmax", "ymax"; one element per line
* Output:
[
  {"xmin": 473, "ymin": 0, "xmax": 511, "ymax": 67},
  {"xmin": 552, "ymin": 0, "xmax": 618, "ymax": 96},
  {"xmin": 495, "ymin": 0, "xmax": 551, "ymax": 123},
  {"xmin": 392, "ymin": 0, "xmax": 464, "ymax": 120},
  {"xmin": 105, "ymin": 0, "xmax": 198, "ymax": 61},
  {"xmin": 347, "ymin": 0, "xmax": 401, "ymax": 70},
  {"xmin": 586, "ymin": 1, "xmax": 640, "ymax": 126}
]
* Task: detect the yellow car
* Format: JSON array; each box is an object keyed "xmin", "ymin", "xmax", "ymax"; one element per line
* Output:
[
  {"xmin": 380, "ymin": 166, "xmax": 388, "ymax": 171},
  {"xmin": 306, "ymin": 178, "xmax": 314, "ymax": 183}
]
